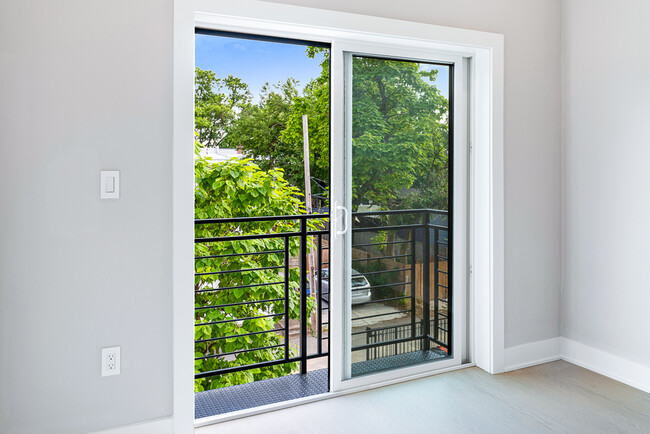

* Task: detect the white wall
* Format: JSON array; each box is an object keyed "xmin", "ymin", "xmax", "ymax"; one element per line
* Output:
[
  {"xmin": 562, "ymin": 0, "xmax": 650, "ymax": 367},
  {"xmin": 263, "ymin": 0, "xmax": 563, "ymax": 349},
  {"xmin": 0, "ymin": 1, "xmax": 173, "ymax": 433}
]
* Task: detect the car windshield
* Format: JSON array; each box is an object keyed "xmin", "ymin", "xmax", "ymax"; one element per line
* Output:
[{"xmin": 351, "ymin": 277, "xmax": 367, "ymax": 287}]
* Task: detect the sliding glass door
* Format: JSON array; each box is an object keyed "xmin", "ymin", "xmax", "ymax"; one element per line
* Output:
[{"xmin": 330, "ymin": 44, "xmax": 467, "ymax": 389}]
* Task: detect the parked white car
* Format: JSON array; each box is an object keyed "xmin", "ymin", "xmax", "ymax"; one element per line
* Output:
[{"xmin": 311, "ymin": 268, "xmax": 372, "ymax": 305}]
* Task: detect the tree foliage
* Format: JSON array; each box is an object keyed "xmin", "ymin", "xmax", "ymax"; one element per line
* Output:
[
  {"xmin": 194, "ymin": 49, "xmax": 330, "ymax": 194},
  {"xmin": 195, "ymin": 69, "xmax": 251, "ymax": 148},
  {"xmin": 194, "ymin": 144, "xmax": 317, "ymax": 391},
  {"xmin": 194, "ymin": 47, "xmax": 449, "ymax": 211},
  {"xmin": 279, "ymin": 47, "xmax": 331, "ymax": 190},
  {"xmin": 230, "ymin": 78, "xmax": 321, "ymax": 189},
  {"xmin": 351, "ymin": 57, "xmax": 449, "ymax": 210}
]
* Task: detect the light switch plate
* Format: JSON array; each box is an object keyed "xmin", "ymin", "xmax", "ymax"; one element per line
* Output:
[{"xmin": 101, "ymin": 171, "xmax": 120, "ymax": 199}]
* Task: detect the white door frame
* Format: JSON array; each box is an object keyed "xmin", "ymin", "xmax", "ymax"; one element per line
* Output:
[{"xmin": 173, "ymin": 0, "xmax": 504, "ymax": 429}]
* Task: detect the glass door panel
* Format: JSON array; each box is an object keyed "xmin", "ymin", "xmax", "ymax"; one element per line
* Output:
[{"xmin": 347, "ymin": 55, "xmax": 453, "ymax": 377}]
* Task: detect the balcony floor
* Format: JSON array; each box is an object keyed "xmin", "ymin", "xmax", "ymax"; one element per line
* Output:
[
  {"xmin": 352, "ymin": 348, "xmax": 448, "ymax": 377},
  {"xmin": 195, "ymin": 368, "xmax": 329, "ymax": 419},
  {"xmin": 195, "ymin": 349, "xmax": 449, "ymax": 419}
]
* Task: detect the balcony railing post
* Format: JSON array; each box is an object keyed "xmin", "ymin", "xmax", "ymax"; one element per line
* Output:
[
  {"xmin": 299, "ymin": 217, "xmax": 308, "ymax": 375},
  {"xmin": 284, "ymin": 236, "xmax": 290, "ymax": 361},
  {"xmin": 444, "ymin": 224, "xmax": 451, "ymax": 353},
  {"xmin": 410, "ymin": 226, "xmax": 417, "ymax": 339},
  {"xmin": 317, "ymin": 234, "xmax": 323, "ymax": 355},
  {"xmin": 433, "ymin": 227, "xmax": 440, "ymax": 347},
  {"xmin": 365, "ymin": 327, "xmax": 370, "ymax": 361},
  {"xmin": 423, "ymin": 210, "xmax": 431, "ymax": 352}
]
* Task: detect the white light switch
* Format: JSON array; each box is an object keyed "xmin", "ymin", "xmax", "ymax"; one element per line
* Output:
[
  {"xmin": 101, "ymin": 171, "xmax": 120, "ymax": 199},
  {"xmin": 106, "ymin": 176, "xmax": 115, "ymax": 193}
]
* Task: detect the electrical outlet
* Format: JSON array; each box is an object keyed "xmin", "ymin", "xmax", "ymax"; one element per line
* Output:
[{"xmin": 101, "ymin": 346, "xmax": 121, "ymax": 377}]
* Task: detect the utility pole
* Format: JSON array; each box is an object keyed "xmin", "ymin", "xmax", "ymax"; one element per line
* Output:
[{"xmin": 302, "ymin": 115, "xmax": 317, "ymax": 298}]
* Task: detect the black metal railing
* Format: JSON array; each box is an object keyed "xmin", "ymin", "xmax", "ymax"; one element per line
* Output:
[
  {"xmin": 349, "ymin": 209, "xmax": 450, "ymax": 360},
  {"xmin": 194, "ymin": 209, "xmax": 449, "ymax": 384},
  {"xmin": 364, "ymin": 318, "xmax": 449, "ymax": 361},
  {"xmin": 194, "ymin": 213, "xmax": 330, "ymax": 383}
]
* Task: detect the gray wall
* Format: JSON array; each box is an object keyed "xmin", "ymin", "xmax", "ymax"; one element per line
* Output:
[
  {"xmin": 562, "ymin": 0, "xmax": 650, "ymax": 365},
  {"xmin": 0, "ymin": 0, "xmax": 563, "ymax": 432},
  {"xmin": 263, "ymin": 0, "xmax": 564, "ymax": 348},
  {"xmin": 0, "ymin": 1, "xmax": 173, "ymax": 433}
]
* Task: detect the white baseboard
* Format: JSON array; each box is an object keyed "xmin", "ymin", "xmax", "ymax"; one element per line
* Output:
[
  {"xmin": 504, "ymin": 337, "xmax": 562, "ymax": 372},
  {"xmin": 561, "ymin": 337, "xmax": 650, "ymax": 394},
  {"xmin": 92, "ymin": 417, "xmax": 173, "ymax": 434},
  {"xmin": 504, "ymin": 337, "xmax": 650, "ymax": 394}
]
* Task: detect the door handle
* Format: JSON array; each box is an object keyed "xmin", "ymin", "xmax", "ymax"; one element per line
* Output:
[{"xmin": 334, "ymin": 202, "xmax": 349, "ymax": 239}]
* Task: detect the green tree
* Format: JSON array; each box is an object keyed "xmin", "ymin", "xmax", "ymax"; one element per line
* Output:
[
  {"xmin": 274, "ymin": 49, "xmax": 450, "ymax": 211},
  {"xmin": 231, "ymin": 78, "xmax": 317, "ymax": 188},
  {"xmin": 279, "ymin": 47, "xmax": 330, "ymax": 190},
  {"xmin": 195, "ymin": 68, "xmax": 251, "ymax": 147},
  {"xmin": 195, "ymin": 47, "xmax": 449, "ymax": 212},
  {"xmin": 195, "ymin": 49, "xmax": 331, "ymax": 194},
  {"xmin": 350, "ymin": 57, "xmax": 449, "ymax": 210},
  {"xmin": 194, "ymin": 143, "xmax": 318, "ymax": 391}
]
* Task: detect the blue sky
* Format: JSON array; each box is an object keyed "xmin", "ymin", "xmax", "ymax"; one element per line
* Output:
[
  {"xmin": 422, "ymin": 63, "xmax": 449, "ymax": 98},
  {"xmin": 195, "ymin": 34, "xmax": 324, "ymax": 101},
  {"xmin": 195, "ymin": 33, "xmax": 449, "ymax": 101}
]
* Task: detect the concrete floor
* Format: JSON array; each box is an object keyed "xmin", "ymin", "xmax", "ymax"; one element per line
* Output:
[
  {"xmin": 196, "ymin": 361, "xmax": 650, "ymax": 433},
  {"xmin": 350, "ymin": 302, "xmax": 409, "ymax": 327}
]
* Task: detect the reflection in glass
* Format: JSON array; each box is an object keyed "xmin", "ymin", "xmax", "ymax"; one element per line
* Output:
[{"xmin": 349, "ymin": 56, "xmax": 452, "ymax": 377}]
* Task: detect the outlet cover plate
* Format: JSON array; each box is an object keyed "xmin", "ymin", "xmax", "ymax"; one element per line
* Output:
[{"xmin": 101, "ymin": 346, "xmax": 121, "ymax": 377}]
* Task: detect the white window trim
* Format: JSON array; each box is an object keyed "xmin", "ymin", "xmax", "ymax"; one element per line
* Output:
[{"xmin": 173, "ymin": 1, "xmax": 504, "ymax": 430}]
